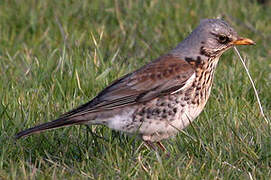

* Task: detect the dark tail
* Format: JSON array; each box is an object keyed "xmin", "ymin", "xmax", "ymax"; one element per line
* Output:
[{"xmin": 15, "ymin": 117, "xmax": 86, "ymax": 139}]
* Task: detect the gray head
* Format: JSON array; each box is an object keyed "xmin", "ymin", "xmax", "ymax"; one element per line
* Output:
[{"xmin": 171, "ymin": 19, "xmax": 255, "ymax": 60}]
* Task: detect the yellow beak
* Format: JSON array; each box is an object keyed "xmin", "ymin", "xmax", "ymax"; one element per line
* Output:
[{"xmin": 231, "ymin": 37, "xmax": 255, "ymax": 45}]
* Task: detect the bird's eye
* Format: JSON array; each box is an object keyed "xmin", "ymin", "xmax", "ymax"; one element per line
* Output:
[{"xmin": 218, "ymin": 35, "xmax": 229, "ymax": 44}]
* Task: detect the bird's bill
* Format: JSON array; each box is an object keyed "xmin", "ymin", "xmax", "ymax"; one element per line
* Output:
[{"xmin": 231, "ymin": 37, "xmax": 255, "ymax": 45}]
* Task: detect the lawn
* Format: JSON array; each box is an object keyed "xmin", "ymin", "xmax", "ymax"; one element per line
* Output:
[{"xmin": 0, "ymin": 0, "xmax": 271, "ymax": 179}]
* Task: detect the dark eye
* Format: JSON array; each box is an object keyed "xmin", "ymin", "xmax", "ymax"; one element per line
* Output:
[{"xmin": 218, "ymin": 35, "xmax": 229, "ymax": 44}]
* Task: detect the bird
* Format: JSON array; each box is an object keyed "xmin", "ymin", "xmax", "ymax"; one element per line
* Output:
[{"xmin": 15, "ymin": 19, "xmax": 255, "ymax": 151}]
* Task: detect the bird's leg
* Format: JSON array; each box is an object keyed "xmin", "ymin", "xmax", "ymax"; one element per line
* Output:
[
  {"xmin": 156, "ymin": 142, "xmax": 166, "ymax": 152},
  {"xmin": 144, "ymin": 141, "xmax": 170, "ymax": 157},
  {"xmin": 156, "ymin": 142, "xmax": 170, "ymax": 158},
  {"xmin": 144, "ymin": 141, "xmax": 157, "ymax": 151}
]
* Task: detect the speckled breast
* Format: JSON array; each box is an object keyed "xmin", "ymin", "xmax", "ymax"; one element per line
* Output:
[
  {"xmin": 180, "ymin": 56, "xmax": 220, "ymax": 122},
  {"xmin": 121, "ymin": 57, "xmax": 220, "ymax": 142}
]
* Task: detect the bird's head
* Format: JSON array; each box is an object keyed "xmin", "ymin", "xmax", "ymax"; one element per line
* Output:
[
  {"xmin": 172, "ymin": 19, "xmax": 255, "ymax": 60},
  {"xmin": 197, "ymin": 19, "xmax": 255, "ymax": 57}
]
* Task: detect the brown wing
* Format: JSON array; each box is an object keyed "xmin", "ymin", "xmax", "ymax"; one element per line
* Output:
[{"xmin": 61, "ymin": 54, "xmax": 195, "ymax": 118}]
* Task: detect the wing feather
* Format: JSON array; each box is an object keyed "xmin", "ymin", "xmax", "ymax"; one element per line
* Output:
[{"xmin": 61, "ymin": 54, "xmax": 195, "ymax": 118}]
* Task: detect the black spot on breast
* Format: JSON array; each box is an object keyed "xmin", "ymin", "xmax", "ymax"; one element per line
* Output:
[
  {"xmin": 173, "ymin": 108, "xmax": 177, "ymax": 113},
  {"xmin": 160, "ymin": 102, "xmax": 166, "ymax": 106},
  {"xmin": 192, "ymin": 100, "xmax": 197, "ymax": 105},
  {"xmin": 198, "ymin": 72, "xmax": 204, "ymax": 82},
  {"xmin": 162, "ymin": 114, "xmax": 167, "ymax": 118},
  {"xmin": 192, "ymin": 82, "xmax": 197, "ymax": 88}
]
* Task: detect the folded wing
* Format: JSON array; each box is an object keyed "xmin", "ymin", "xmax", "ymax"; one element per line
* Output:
[{"xmin": 61, "ymin": 54, "xmax": 195, "ymax": 118}]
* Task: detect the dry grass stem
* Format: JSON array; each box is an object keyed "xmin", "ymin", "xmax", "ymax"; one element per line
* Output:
[{"xmin": 233, "ymin": 46, "xmax": 269, "ymax": 125}]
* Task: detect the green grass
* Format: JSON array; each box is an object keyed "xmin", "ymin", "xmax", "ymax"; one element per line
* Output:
[{"xmin": 1, "ymin": 0, "xmax": 271, "ymax": 179}]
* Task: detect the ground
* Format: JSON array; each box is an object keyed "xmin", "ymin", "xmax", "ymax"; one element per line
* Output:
[{"xmin": 0, "ymin": 0, "xmax": 271, "ymax": 179}]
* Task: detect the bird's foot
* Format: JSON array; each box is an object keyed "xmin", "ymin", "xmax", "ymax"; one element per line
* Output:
[{"xmin": 144, "ymin": 141, "xmax": 170, "ymax": 158}]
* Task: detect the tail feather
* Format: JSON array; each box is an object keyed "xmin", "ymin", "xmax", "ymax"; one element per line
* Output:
[{"xmin": 15, "ymin": 117, "xmax": 86, "ymax": 139}]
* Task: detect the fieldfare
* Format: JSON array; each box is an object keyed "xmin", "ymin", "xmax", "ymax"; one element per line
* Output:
[{"xmin": 16, "ymin": 19, "xmax": 255, "ymax": 151}]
